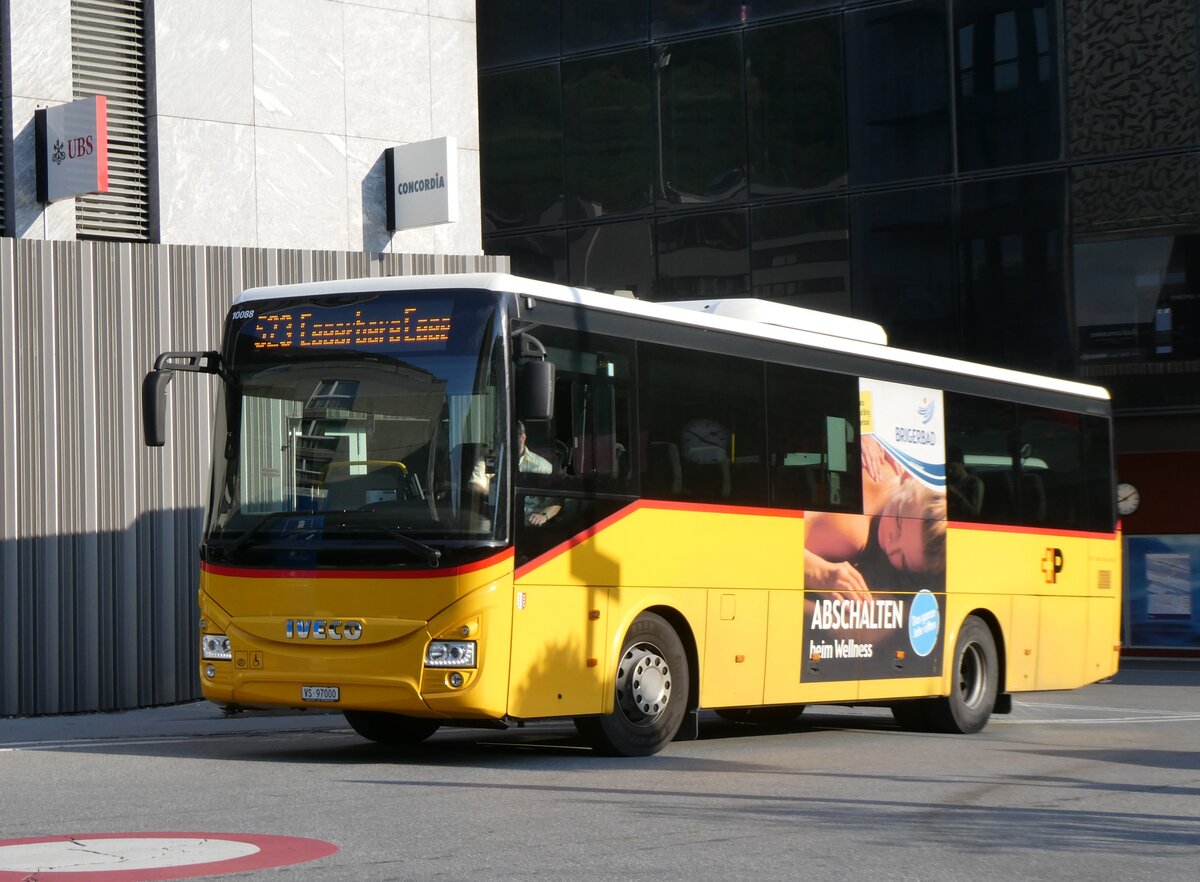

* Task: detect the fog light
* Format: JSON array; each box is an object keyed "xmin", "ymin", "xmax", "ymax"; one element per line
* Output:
[
  {"xmin": 425, "ymin": 640, "xmax": 476, "ymax": 668},
  {"xmin": 201, "ymin": 634, "xmax": 232, "ymax": 660},
  {"xmin": 448, "ymin": 672, "xmax": 465, "ymax": 688},
  {"xmin": 205, "ymin": 664, "xmax": 217, "ymax": 679}
]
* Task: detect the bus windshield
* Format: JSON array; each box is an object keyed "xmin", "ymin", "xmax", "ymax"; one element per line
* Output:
[{"xmin": 203, "ymin": 289, "xmax": 509, "ymax": 570}]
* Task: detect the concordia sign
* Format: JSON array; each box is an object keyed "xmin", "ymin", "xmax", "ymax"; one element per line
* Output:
[
  {"xmin": 35, "ymin": 95, "xmax": 109, "ymax": 203},
  {"xmin": 385, "ymin": 136, "xmax": 458, "ymax": 232}
]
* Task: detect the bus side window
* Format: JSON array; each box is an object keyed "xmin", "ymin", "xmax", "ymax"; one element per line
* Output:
[
  {"xmin": 765, "ymin": 363, "xmax": 860, "ymax": 513},
  {"xmin": 944, "ymin": 393, "xmax": 1019, "ymax": 525},
  {"xmin": 639, "ymin": 343, "xmax": 766, "ymax": 506},
  {"xmin": 527, "ymin": 327, "xmax": 635, "ymax": 493}
]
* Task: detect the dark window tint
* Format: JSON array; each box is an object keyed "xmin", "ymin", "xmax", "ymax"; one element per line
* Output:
[
  {"xmin": 766, "ymin": 363, "xmax": 862, "ymax": 513},
  {"xmin": 955, "ymin": 0, "xmax": 1061, "ymax": 170},
  {"xmin": 485, "ymin": 231, "xmax": 569, "ymax": 284},
  {"xmin": 751, "ymin": 198, "xmax": 850, "ymax": 313},
  {"xmin": 564, "ymin": 51, "xmax": 654, "ymax": 220},
  {"xmin": 655, "ymin": 210, "xmax": 750, "ymax": 300},
  {"xmin": 477, "ymin": 0, "xmax": 560, "ymax": 69},
  {"xmin": 655, "ymin": 35, "xmax": 746, "ymax": 206},
  {"xmin": 568, "ymin": 220, "xmax": 656, "ymax": 298},
  {"xmin": 945, "ymin": 392, "xmax": 1114, "ymax": 531},
  {"xmin": 745, "ymin": 0, "xmax": 842, "ymax": 21},
  {"xmin": 564, "ymin": 0, "xmax": 648, "ymax": 52},
  {"xmin": 850, "ymin": 185, "xmax": 957, "ymax": 355},
  {"xmin": 1073, "ymin": 231, "xmax": 1200, "ymax": 411},
  {"xmin": 652, "ymin": 0, "xmax": 744, "ymax": 38},
  {"xmin": 959, "ymin": 172, "xmax": 1068, "ymax": 375},
  {"xmin": 1018, "ymin": 405, "xmax": 1112, "ymax": 531},
  {"xmin": 639, "ymin": 343, "xmax": 766, "ymax": 505},
  {"xmin": 944, "ymin": 393, "xmax": 1018, "ymax": 524},
  {"xmin": 746, "ymin": 17, "xmax": 846, "ymax": 196},
  {"xmin": 479, "ymin": 67, "xmax": 564, "ymax": 233},
  {"xmin": 845, "ymin": 0, "xmax": 952, "ymax": 184}
]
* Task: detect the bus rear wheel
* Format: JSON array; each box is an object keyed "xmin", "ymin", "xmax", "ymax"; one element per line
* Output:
[
  {"xmin": 575, "ymin": 613, "xmax": 690, "ymax": 757},
  {"xmin": 924, "ymin": 615, "xmax": 998, "ymax": 734},
  {"xmin": 344, "ymin": 710, "xmax": 441, "ymax": 745}
]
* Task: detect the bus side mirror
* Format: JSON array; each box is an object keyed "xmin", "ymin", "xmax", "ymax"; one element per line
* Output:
[
  {"xmin": 142, "ymin": 369, "xmax": 174, "ymax": 447},
  {"xmin": 518, "ymin": 359, "xmax": 555, "ymax": 422}
]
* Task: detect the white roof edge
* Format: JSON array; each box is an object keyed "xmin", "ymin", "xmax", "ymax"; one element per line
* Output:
[
  {"xmin": 665, "ymin": 298, "xmax": 888, "ymax": 346},
  {"xmin": 232, "ymin": 272, "xmax": 1110, "ymax": 402}
]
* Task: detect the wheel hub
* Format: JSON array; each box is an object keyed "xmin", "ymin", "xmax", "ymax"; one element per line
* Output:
[{"xmin": 616, "ymin": 643, "xmax": 672, "ymax": 722}]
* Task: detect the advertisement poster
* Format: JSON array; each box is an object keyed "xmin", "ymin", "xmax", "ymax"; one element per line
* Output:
[
  {"xmin": 1125, "ymin": 535, "xmax": 1200, "ymax": 649},
  {"xmin": 802, "ymin": 378, "xmax": 948, "ymax": 682}
]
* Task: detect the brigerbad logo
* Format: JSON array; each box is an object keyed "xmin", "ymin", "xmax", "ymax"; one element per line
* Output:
[
  {"xmin": 918, "ymin": 397, "xmax": 936, "ymax": 424},
  {"xmin": 397, "ymin": 172, "xmax": 446, "ymax": 197},
  {"xmin": 908, "ymin": 590, "xmax": 939, "ymax": 657}
]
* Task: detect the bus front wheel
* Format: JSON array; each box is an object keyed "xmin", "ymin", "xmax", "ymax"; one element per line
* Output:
[
  {"xmin": 575, "ymin": 613, "xmax": 690, "ymax": 757},
  {"xmin": 925, "ymin": 615, "xmax": 999, "ymax": 734},
  {"xmin": 344, "ymin": 710, "xmax": 441, "ymax": 745}
]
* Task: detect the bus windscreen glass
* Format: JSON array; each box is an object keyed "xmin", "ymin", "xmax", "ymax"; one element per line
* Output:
[{"xmin": 203, "ymin": 290, "xmax": 508, "ymax": 570}]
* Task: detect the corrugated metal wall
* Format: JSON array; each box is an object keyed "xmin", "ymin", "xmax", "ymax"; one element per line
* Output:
[{"xmin": 0, "ymin": 238, "xmax": 506, "ymax": 716}]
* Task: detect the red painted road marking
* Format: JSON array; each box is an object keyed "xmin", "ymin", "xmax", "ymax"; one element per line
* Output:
[{"xmin": 0, "ymin": 833, "xmax": 337, "ymax": 880}]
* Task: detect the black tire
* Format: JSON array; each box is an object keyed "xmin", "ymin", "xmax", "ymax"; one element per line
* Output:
[
  {"xmin": 344, "ymin": 710, "xmax": 441, "ymax": 745},
  {"xmin": 575, "ymin": 613, "xmax": 690, "ymax": 757},
  {"xmin": 924, "ymin": 615, "xmax": 999, "ymax": 734},
  {"xmin": 716, "ymin": 705, "xmax": 806, "ymax": 728}
]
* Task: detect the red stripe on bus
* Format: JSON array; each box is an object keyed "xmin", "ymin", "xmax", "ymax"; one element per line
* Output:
[
  {"xmin": 515, "ymin": 499, "xmax": 803, "ymax": 579},
  {"xmin": 948, "ymin": 520, "xmax": 1117, "ymax": 541},
  {"xmin": 200, "ymin": 548, "xmax": 514, "ymax": 581}
]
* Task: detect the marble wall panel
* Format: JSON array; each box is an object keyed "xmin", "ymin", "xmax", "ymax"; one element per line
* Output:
[
  {"xmin": 431, "ymin": 16, "xmax": 478, "ymax": 149},
  {"xmin": 151, "ymin": 0, "xmax": 254, "ymax": 124},
  {"xmin": 344, "ymin": 6, "xmax": 432, "ymax": 143},
  {"xmin": 252, "ymin": 0, "xmax": 346, "ymax": 135},
  {"xmin": 154, "ymin": 117, "xmax": 258, "ymax": 247},
  {"xmin": 430, "ymin": 0, "xmax": 476, "ymax": 22},
  {"xmin": 8, "ymin": 0, "xmax": 72, "ymax": 101},
  {"xmin": 255, "ymin": 127, "xmax": 350, "ymax": 251}
]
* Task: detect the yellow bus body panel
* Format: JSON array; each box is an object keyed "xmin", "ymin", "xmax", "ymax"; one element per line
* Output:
[
  {"xmin": 198, "ymin": 553, "xmax": 515, "ymax": 719},
  {"xmin": 197, "ymin": 502, "xmax": 1120, "ymax": 723}
]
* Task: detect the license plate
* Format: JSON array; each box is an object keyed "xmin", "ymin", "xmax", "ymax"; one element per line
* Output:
[{"xmin": 301, "ymin": 686, "xmax": 340, "ymax": 702}]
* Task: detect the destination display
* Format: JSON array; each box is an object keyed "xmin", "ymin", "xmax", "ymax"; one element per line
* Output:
[{"xmin": 234, "ymin": 301, "xmax": 453, "ymax": 351}]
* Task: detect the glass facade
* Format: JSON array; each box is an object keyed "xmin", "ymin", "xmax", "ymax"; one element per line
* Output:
[{"xmin": 476, "ymin": 0, "xmax": 1200, "ymax": 419}]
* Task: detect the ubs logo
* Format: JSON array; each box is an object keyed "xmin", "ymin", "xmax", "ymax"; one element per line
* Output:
[{"xmin": 1042, "ymin": 548, "xmax": 1064, "ymax": 583}]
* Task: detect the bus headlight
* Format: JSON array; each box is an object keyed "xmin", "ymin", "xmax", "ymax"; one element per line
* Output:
[
  {"xmin": 201, "ymin": 634, "xmax": 232, "ymax": 661},
  {"xmin": 425, "ymin": 640, "xmax": 476, "ymax": 668}
]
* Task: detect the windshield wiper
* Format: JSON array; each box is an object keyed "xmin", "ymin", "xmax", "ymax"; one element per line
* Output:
[
  {"xmin": 220, "ymin": 511, "xmax": 442, "ymax": 568},
  {"xmin": 224, "ymin": 511, "xmax": 318, "ymax": 558},
  {"xmin": 323, "ymin": 520, "xmax": 442, "ymax": 568}
]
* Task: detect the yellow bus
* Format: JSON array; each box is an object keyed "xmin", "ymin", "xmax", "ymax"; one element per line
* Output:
[{"xmin": 144, "ymin": 273, "xmax": 1120, "ymax": 756}]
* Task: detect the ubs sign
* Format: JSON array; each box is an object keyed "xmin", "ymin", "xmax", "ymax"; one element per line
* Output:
[
  {"xmin": 385, "ymin": 136, "xmax": 458, "ymax": 232},
  {"xmin": 35, "ymin": 96, "xmax": 109, "ymax": 203}
]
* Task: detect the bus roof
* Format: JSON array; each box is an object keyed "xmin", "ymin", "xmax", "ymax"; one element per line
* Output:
[{"xmin": 235, "ymin": 272, "xmax": 1109, "ymax": 402}]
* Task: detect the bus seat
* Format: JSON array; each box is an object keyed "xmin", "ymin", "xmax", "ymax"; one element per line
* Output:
[
  {"xmin": 772, "ymin": 464, "xmax": 819, "ymax": 509},
  {"xmin": 681, "ymin": 458, "xmax": 731, "ymax": 500},
  {"xmin": 324, "ymin": 463, "xmax": 405, "ymax": 510},
  {"xmin": 1019, "ymin": 472, "xmax": 1047, "ymax": 524},
  {"xmin": 646, "ymin": 441, "xmax": 682, "ymax": 497},
  {"xmin": 979, "ymin": 471, "xmax": 1015, "ymax": 522}
]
